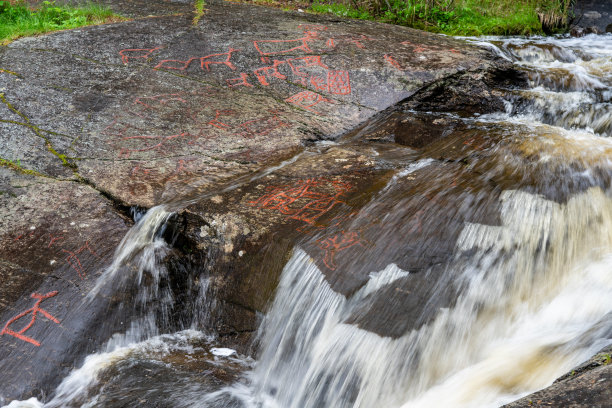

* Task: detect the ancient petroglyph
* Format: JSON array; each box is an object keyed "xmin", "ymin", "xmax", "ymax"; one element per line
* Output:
[
  {"xmin": 248, "ymin": 177, "xmax": 352, "ymax": 230},
  {"xmin": 285, "ymin": 91, "xmax": 333, "ymax": 115},
  {"xmin": 1, "ymin": 291, "xmax": 60, "ymax": 347},
  {"xmin": 119, "ymin": 46, "xmax": 162, "ymax": 64},
  {"xmin": 154, "ymin": 48, "xmax": 239, "ymax": 71},
  {"xmin": 317, "ymin": 230, "xmax": 364, "ymax": 270}
]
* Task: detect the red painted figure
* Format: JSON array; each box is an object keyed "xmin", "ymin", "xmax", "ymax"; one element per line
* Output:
[
  {"xmin": 318, "ymin": 231, "xmax": 364, "ymax": 270},
  {"xmin": 227, "ymin": 73, "xmax": 254, "ymax": 88},
  {"xmin": 384, "ymin": 54, "xmax": 403, "ymax": 71},
  {"xmin": 1, "ymin": 291, "xmax": 60, "ymax": 347},
  {"xmin": 285, "ymin": 91, "xmax": 333, "ymax": 115},
  {"xmin": 327, "ymin": 70, "xmax": 351, "ymax": 95},
  {"xmin": 62, "ymin": 241, "xmax": 98, "ymax": 280},
  {"xmin": 155, "ymin": 48, "xmax": 239, "ymax": 71},
  {"xmin": 119, "ymin": 46, "xmax": 162, "ymax": 64},
  {"xmin": 249, "ymin": 178, "xmax": 352, "ymax": 228}
]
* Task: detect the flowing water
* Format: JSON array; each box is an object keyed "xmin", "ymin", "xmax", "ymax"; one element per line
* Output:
[{"xmin": 5, "ymin": 34, "xmax": 612, "ymax": 408}]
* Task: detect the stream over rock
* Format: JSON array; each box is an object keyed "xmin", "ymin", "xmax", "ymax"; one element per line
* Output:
[{"xmin": 0, "ymin": 1, "xmax": 610, "ymax": 407}]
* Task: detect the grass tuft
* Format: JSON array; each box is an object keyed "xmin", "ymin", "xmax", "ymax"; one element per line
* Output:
[
  {"xmin": 0, "ymin": 0, "xmax": 124, "ymax": 44},
  {"xmin": 309, "ymin": 0, "xmax": 575, "ymax": 36},
  {"xmin": 193, "ymin": 0, "xmax": 206, "ymax": 25}
]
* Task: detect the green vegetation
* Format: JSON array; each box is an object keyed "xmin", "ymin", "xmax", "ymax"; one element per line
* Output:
[
  {"xmin": 193, "ymin": 0, "xmax": 206, "ymax": 25},
  {"xmin": 309, "ymin": 0, "xmax": 574, "ymax": 35},
  {"xmin": 0, "ymin": 0, "xmax": 123, "ymax": 44}
]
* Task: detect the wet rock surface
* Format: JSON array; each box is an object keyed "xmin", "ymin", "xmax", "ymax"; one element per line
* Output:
[
  {"xmin": 0, "ymin": 169, "xmax": 131, "ymax": 401},
  {"xmin": 571, "ymin": 0, "xmax": 612, "ymax": 34},
  {"xmin": 0, "ymin": 0, "xmax": 552, "ymax": 404},
  {"xmin": 502, "ymin": 345, "xmax": 612, "ymax": 408}
]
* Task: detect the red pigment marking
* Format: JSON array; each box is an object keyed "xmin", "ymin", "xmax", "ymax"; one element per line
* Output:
[
  {"xmin": 345, "ymin": 35, "xmax": 370, "ymax": 49},
  {"xmin": 310, "ymin": 75, "xmax": 328, "ymax": 92},
  {"xmin": 384, "ymin": 54, "xmax": 403, "ymax": 71},
  {"xmin": 154, "ymin": 57, "xmax": 196, "ymax": 71},
  {"xmin": 208, "ymin": 109, "xmax": 237, "ymax": 129},
  {"xmin": 201, "ymin": 48, "xmax": 239, "ymax": 71},
  {"xmin": 227, "ymin": 73, "xmax": 253, "ymax": 88},
  {"xmin": 318, "ymin": 231, "xmax": 364, "ymax": 270},
  {"xmin": 327, "ymin": 38, "xmax": 335, "ymax": 49},
  {"xmin": 130, "ymin": 165, "xmax": 152, "ymax": 176},
  {"xmin": 249, "ymin": 178, "xmax": 352, "ymax": 228},
  {"xmin": 119, "ymin": 46, "xmax": 162, "ymax": 64},
  {"xmin": 48, "ymin": 234, "xmax": 64, "ymax": 248},
  {"xmin": 286, "ymin": 56, "xmax": 329, "ymax": 77},
  {"xmin": 253, "ymin": 31, "xmax": 318, "ymax": 58},
  {"xmin": 163, "ymin": 158, "xmax": 198, "ymax": 183},
  {"xmin": 285, "ymin": 91, "xmax": 333, "ymax": 115},
  {"xmin": 1, "ymin": 291, "xmax": 60, "ymax": 347},
  {"xmin": 254, "ymin": 60, "xmax": 288, "ymax": 86},
  {"xmin": 327, "ymin": 70, "xmax": 351, "ymax": 95},
  {"xmin": 62, "ymin": 241, "xmax": 98, "ymax": 280},
  {"xmin": 400, "ymin": 41, "xmax": 426, "ymax": 52},
  {"xmin": 155, "ymin": 48, "xmax": 238, "ymax": 71},
  {"xmin": 14, "ymin": 230, "xmax": 36, "ymax": 241}
]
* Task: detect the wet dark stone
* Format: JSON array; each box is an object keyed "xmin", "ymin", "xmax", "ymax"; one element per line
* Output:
[{"xmin": 571, "ymin": 0, "xmax": 612, "ymax": 33}]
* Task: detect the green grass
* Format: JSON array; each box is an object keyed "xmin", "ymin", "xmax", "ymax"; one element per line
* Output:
[
  {"xmin": 309, "ymin": 0, "xmax": 573, "ymax": 35},
  {"xmin": 193, "ymin": 0, "xmax": 206, "ymax": 25},
  {"xmin": 0, "ymin": 0, "xmax": 123, "ymax": 44}
]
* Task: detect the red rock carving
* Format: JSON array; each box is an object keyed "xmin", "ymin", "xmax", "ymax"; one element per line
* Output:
[
  {"xmin": 119, "ymin": 47, "xmax": 162, "ymax": 64},
  {"xmin": 62, "ymin": 241, "xmax": 98, "ymax": 280},
  {"xmin": 227, "ymin": 73, "xmax": 254, "ymax": 88},
  {"xmin": 155, "ymin": 48, "xmax": 239, "ymax": 71},
  {"xmin": 318, "ymin": 231, "xmax": 364, "ymax": 270},
  {"xmin": 248, "ymin": 178, "xmax": 352, "ymax": 228},
  {"xmin": 1, "ymin": 291, "xmax": 60, "ymax": 347},
  {"xmin": 253, "ymin": 31, "xmax": 319, "ymax": 61},
  {"xmin": 384, "ymin": 54, "xmax": 403, "ymax": 71},
  {"xmin": 286, "ymin": 56, "xmax": 329, "ymax": 77},
  {"xmin": 48, "ymin": 234, "xmax": 64, "ymax": 248},
  {"xmin": 327, "ymin": 70, "xmax": 351, "ymax": 95},
  {"xmin": 285, "ymin": 91, "xmax": 333, "ymax": 115},
  {"xmin": 208, "ymin": 109, "xmax": 237, "ymax": 129},
  {"xmin": 254, "ymin": 60, "xmax": 288, "ymax": 86}
]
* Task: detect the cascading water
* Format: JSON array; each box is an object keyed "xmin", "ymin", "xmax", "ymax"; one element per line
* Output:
[
  {"xmin": 244, "ymin": 34, "xmax": 612, "ymax": 408},
  {"xmin": 5, "ymin": 34, "xmax": 611, "ymax": 408}
]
